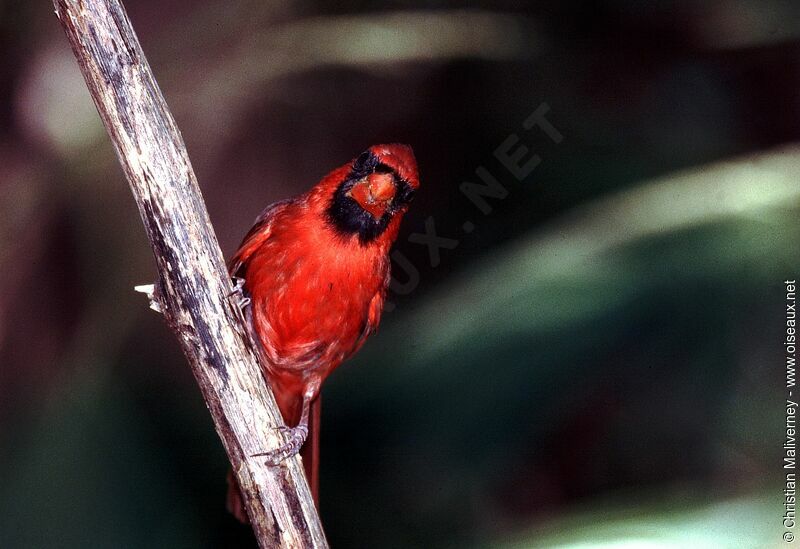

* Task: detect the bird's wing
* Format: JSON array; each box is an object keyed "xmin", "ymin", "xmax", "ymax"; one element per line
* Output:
[
  {"xmin": 228, "ymin": 198, "xmax": 293, "ymax": 278},
  {"xmin": 344, "ymin": 269, "xmax": 389, "ymax": 361}
]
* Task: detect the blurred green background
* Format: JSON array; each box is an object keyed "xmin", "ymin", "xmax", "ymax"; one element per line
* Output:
[{"xmin": 1, "ymin": 1, "xmax": 798, "ymax": 547}]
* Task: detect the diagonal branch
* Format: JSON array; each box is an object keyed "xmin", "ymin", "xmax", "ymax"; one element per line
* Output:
[{"xmin": 52, "ymin": 0, "xmax": 328, "ymax": 546}]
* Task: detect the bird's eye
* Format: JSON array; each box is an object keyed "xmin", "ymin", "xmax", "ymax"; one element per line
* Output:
[
  {"xmin": 354, "ymin": 151, "xmax": 371, "ymax": 167},
  {"xmin": 399, "ymin": 185, "xmax": 416, "ymax": 203},
  {"xmin": 352, "ymin": 151, "xmax": 377, "ymax": 177}
]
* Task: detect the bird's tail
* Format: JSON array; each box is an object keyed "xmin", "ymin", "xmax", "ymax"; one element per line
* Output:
[{"xmin": 305, "ymin": 395, "xmax": 321, "ymax": 504}]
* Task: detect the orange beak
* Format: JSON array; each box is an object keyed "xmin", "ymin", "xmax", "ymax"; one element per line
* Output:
[{"xmin": 346, "ymin": 173, "xmax": 396, "ymax": 219}]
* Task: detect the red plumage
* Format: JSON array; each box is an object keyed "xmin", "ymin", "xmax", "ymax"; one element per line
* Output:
[{"xmin": 225, "ymin": 144, "xmax": 419, "ymax": 522}]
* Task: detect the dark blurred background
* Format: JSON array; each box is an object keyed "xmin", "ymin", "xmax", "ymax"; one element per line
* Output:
[{"xmin": 1, "ymin": 1, "xmax": 798, "ymax": 547}]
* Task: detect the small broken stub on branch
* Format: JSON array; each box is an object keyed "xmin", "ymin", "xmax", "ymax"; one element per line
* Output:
[{"xmin": 134, "ymin": 282, "xmax": 162, "ymax": 313}]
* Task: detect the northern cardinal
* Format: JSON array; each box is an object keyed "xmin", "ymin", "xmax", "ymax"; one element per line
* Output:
[{"xmin": 226, "ymin": 144, "xmax": 419, "ymax": 522}]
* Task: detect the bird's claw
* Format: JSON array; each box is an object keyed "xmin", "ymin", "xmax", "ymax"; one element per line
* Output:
[
  {"xmin": 252, "ymin": 424, "xmax": 309, "ymax": 465},
  {"xmin": 228, "ymin": 277, "xmax": 251, "ymax": 309}
]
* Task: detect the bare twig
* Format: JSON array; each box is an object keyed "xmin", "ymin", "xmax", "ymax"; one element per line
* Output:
[{"xmin": 52, "ymin": 0, "xmax": 328, "ymax": 546}]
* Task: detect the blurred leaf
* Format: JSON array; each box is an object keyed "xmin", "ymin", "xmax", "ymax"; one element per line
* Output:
[{"xmin": 493, "ymin": 492, "xmax": 774, "ymax": 548}]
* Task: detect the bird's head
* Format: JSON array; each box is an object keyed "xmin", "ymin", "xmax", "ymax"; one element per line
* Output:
[{"xmin": 324, "ymin": 144, "xmax": 419, "ymax": 244}]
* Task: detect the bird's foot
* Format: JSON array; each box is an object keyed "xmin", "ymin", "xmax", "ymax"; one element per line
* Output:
[
  {"xmin": 228, "ymin": 277, "xmax": 251, "ymax": 309},
  {"xmin": 252, "ymin": 424, "xmax": 309, "ymax": 465}
]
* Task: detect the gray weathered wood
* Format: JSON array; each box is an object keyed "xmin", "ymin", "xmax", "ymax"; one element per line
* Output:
[{"xmin": 52, "ymin": 1, "xmax": 328, "ymax": 546}]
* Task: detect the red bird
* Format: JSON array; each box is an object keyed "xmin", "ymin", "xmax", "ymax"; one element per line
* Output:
[{"xmin": 226, "ymin": 144, "xmax": 419, "ymax": 521}]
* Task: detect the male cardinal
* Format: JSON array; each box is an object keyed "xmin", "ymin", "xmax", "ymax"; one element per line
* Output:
[{"xmin": 226, "ymin": 144, "xmax": 419, "ymax": 522}]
